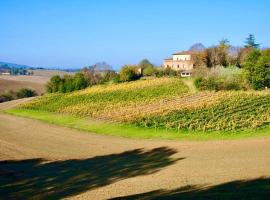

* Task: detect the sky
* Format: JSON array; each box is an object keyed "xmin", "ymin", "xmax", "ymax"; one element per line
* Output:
[{"xmin": 1, "ymin": 0, "xmax": 270, "ymax": 69}]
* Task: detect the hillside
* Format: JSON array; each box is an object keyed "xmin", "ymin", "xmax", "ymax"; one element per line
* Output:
[
  {"xmin": 28, "ymin": 69, "xmax": 75, "ymax": 77},
  {"xmin": 20, "ymin": 78, "xmax": 189, "ymax": 117},
  {"xmin": 19, "ymin": 77, "xmax": 270, "ymax": 132},
  {"xmin": 0, "ymin": 61, "xmax": 31, "ymax": 69},
  {"xmin": 0, "ymin": 75, "xmax": 49, "ymax": 95}
]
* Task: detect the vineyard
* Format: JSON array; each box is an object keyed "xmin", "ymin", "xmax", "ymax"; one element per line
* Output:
[
  {"xmin": 131, "ymin": 92, "xmax": 270, "ymax": 131},
  {"xmin": 20, "ymin": 77, "xmax": 189, "ymax": 117},
  {"xmin": 19, "ymin": 77, "xmax": 270, "ymax": 132}
]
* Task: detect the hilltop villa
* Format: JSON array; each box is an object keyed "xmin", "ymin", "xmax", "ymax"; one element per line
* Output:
[{"xmin": 163, "ymin": 51, "xmax": 194, "ymax": 77}]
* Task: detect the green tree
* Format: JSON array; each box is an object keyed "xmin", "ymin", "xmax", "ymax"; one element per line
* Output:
[
  {"xmin": 244, "ymin": 49, "xmax": 270, "ymax": 90},
  {"xmin": 63, "ymin": 75, "xmax": 75, "ymax": 92},
  {"xmin": 143, "ymin": 66, "xmax": 157, "ymax": 76},
  {"xmin": 119, "ymin": 65, "xmax": 138, "ymax": 82},
  {"xmin": 73, "ymin": 73, "xmax": 87, "ymax": 90},
  {"xmin": 244, "ymin": 34, "xmax": 260, "ymax": 49},
  {"xmin": 47, "ymin": 75, "xmax": 62, "ymax": 93},
  {"xmin": 217, "ymin": 38, "xmax": 230, "ymax": 66}
]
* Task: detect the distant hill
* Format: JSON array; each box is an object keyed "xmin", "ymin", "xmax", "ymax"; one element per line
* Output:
[{"xmin": 0, "ymin": 61, "xmax": 31, "ymax": 69}]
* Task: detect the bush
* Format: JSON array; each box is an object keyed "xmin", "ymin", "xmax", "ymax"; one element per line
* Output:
[
  {"xmin": 143, "ymin": 66, "xmax": 157, "ymax": 76},
  {"xmin": 46, "ymin": 73, "xmax": 87, "ymax": 93},
  {"xmin": 194, "ymin": 76, "xmax": 242, "ymax": 91},
  {"xmin": 244, "ymin": 49, "xmax": 270, "ymax": 90},
  {"xmin": 103, "ymin": 71, "xmax": 118, "ymax": 82},
  {"xmin": 194, "ymin": 77, "xmax": 204, "ymax": 90},
  {"xmin": 156, "ymin": 69, "xmax": 164, "ymax": 77},
  {"xmin": 119, "ymin": 66, "xmax": 139, "ymax": 82},
  {"xmin": 73, "ymin": 73, "xmax": 87, "ymax": 90},
  {"xmin": 112, "ymin": 74, "xmax": 121, "ymax": 83},
  {"xmin": 16, "ymin": 88, "xmax": 37, "ymax": 98},
  {"xmin": 47, "ymin": 75, "xmax": 62, "ymax": 93},
  {"xmin": 0, "ymin": 92, "xmax": 14, "ymax": 103}
]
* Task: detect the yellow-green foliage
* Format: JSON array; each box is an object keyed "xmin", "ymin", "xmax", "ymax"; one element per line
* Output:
[
  {"xmin": 132, "ymin": 91, "xmax": 270, "ymax": 131},
  {"xmin": 20, "ymin": 77, "xmax": 270, "ymax": 132},
  {"xmin": 21, "ymin": 78, "xmax": 189, "ymax": 117}
]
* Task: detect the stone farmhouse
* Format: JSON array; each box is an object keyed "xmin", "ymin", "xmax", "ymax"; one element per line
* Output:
[{"xmin": 163, "ymin": 51, "xmax": 194, "ymax": 77}]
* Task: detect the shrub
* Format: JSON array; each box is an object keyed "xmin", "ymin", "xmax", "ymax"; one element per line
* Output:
[
  {"xmin": 16, "ymin": 88, "xmax": 37, "ymax": 98},
  {"xmin": 112, "ymin": 74, "xmax": 121, "ymax": 83},
  {"xmin": 194, "ymin": 77, "xmax": 204, "ymax": 90},
  {"xmin": 244, "ymin": 49, "xmax": 270, "ymax": 90},
  {"xmin": 0, "ymin": 92, "xmax": 14, "ymax": 103},
  {"xmin": 47, "ymin": 75, "xmax": 62, "ymax": 93},
  {"xmin": 103, "ymin": 71, "xmax": 118, "ymax": 82},
  {"xmin": 73, "ymin": 73, "xmax": 87, "ymax": 90},
  {"xmin": 119, "ymin": 66, "xmax": 139, "ymax": 82},
  {"xmin": 143, "ymin": 66, "xmax": 157, "ymax": 76},
  {"xmin": 194, "ymin": 76, "xmax": 242, "ymax": 91}
]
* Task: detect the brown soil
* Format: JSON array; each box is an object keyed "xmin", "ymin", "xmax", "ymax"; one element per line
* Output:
[
  {"xmin": 0, "ymin": 99, "xmax": 270, "ymax": 199},
  {"xmin": 0, "ymin": 75, "xmax": 49, "ymax": 95}
]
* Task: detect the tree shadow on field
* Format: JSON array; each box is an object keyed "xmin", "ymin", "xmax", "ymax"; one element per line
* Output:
[
  {"xmin": 110, "ymin": 177, "xmax": 270, "ymax": 200},
  {"xmin": 0, "ymin": 147, "xmax": 182, "ymax": 200}
]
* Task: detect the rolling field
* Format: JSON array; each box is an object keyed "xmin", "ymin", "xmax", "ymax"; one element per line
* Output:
[
  {"xmin": 0, "ymin": 75, "xmax": 49, "ymax": 95},
  {"xmin": 18, "ymin": 77, "xmax": 270, "ymax": 133},
  {"xmin": 1, "ymin": 78, "xmax": 270, "ymax": 199},
  {"xmin": 20, "ymin": 78, "xmax": 189, "ymax": 118},
  {"xmin": 0, "ymin": 112, "xmax": 270, "ymax": 199}
]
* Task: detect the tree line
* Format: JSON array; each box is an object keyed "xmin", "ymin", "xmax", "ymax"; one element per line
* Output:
[{"xmin": 46, "ymin": 34, "xmax": 270, "ymax": 93}]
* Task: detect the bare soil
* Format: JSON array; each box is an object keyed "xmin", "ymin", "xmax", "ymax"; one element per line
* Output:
[
  {"xmin": 0, "ymin": 99, "xmax": 270, "ymax": 199},
  {"xmin": 0, "ymin": 75, "xmax": 49, "ymax": 95}
]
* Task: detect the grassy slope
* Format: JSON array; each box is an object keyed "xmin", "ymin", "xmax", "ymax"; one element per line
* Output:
[
  {"xmin": 7, "ymin": 77, "xmax": 270, "ymax": 140},
  {"xmin": 20, "ymin": 77, "xmax": 189, "ymax": 117},
  {"xmin": 5, "ymin": 109, "xmax": 270, "ymax": 141}
]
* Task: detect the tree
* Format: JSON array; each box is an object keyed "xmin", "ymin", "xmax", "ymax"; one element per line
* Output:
[
  {"xmin": 243, "ymin": 49, "xmax": 270, "ymax": 90},
  {"xmin": 244, "ymin": 34, "xmax": 260, "ymax": 49},
  {"xmin": 138, "ymin": 59, "xmax": 153, "ymax": 70},
  {"xmin": 205, "ymin": 47, "xmax": 219, "ymax": 67},
  {"xmin": 143, "ymin": 66, "xmax": 157, "ymax": 76},
  {"xmin": 217, "ymin": 38, "xmax": 230, "ymax": 66},
  {"xmin": 103, "ymin": 71, "xmax": 118, "ymax": 82},
  {"xmin": 63, "ymin": 75, "xmax": 75, "ymax": 92},
  {"xmin": 191, "ymin": 51, "xmax": 206, "ymax": 67},
  {"xmin": 237, "ymin": 47, "xmax": 253, "ymax": 67},
  {"xmin": 119, "ymin": 65, "xmax": 138, "ymax": 82},
  {"xmin": 46, "ymin": 75, "xmax": 62, "ymax": 93},
  {"xmin": 73, "ymin": 73, "xmax": 87, "ymax": 90}
]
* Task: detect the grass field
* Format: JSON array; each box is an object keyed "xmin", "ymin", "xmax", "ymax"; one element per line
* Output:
[{"xmin": 5, "ymin": 109, "xmax": 270, "ymax": 141}]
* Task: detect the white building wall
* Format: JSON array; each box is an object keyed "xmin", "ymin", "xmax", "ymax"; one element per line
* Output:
[{"xmin": 172, "ymin": 54, "xmax": 191, "ymax": 61}]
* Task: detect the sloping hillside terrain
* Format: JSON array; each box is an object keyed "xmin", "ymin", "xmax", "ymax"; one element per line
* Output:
[
  {"xmin": 18, "ymin": 77, "xmax": 270, "ymax": 132},
  {"xmin": 0, "ymin": 75, "xmax": 48, "ymax": 95}
]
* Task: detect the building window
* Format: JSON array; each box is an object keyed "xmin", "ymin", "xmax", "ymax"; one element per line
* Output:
[
  {"xmin": 177, "ymin": 65, "xmax": 179, "ymax": 68},
  {"xmin": 167, "ymin": 65, "xmax": 169, "ymax": 68}
]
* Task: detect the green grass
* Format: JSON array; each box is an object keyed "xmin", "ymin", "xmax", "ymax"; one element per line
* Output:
[{"xmin": 5, "ymin": 108, "xmax": 270, "ymax": 141}]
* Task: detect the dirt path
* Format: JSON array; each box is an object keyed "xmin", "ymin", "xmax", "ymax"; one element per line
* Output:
[
  {"xmin": 1, "ymin": 109, "xmax": 270, "ymax": 199},
  {"xmin": 0, "ymin": 97, "xmax": 36, "ymax": 111}
]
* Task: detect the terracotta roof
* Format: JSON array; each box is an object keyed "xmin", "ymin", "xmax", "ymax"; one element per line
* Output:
[{"xmin": 172, "ymin": 51, "xmax": 193, "ymax": 55}]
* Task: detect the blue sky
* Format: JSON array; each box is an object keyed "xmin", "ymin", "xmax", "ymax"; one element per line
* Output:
[{"xmin": 1, "ymin": 0, "xmax": 269, "ymax": 69}]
